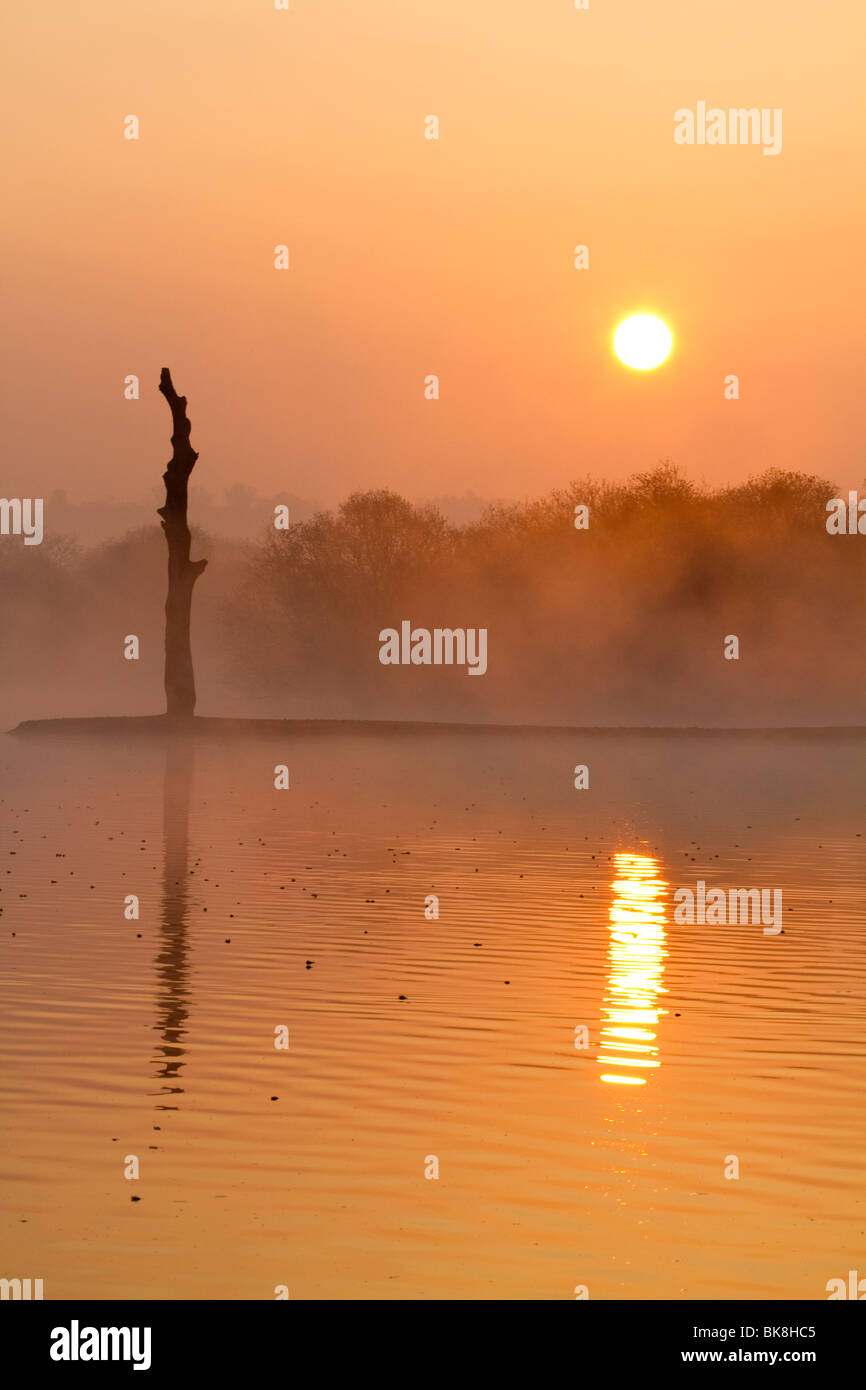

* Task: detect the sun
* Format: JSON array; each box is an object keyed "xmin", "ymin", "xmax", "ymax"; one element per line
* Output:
[{"xmin": 614, "ymin": 314, "xmax": 673, "ymax": 370}]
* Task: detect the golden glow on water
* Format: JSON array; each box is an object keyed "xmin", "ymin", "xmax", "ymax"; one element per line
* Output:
[
  {"xmin": 0, "ymin": 736, "xmax": 862, "ymax": 1300},
  {"xmin": 599, "ymin": 852, "xmax": 669, "ymax": 1087}
]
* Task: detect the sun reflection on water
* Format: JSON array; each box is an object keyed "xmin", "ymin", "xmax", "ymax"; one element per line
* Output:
[{"xmin": 598, "ymin": 852, "xmax": 669, "ymax": 1087}]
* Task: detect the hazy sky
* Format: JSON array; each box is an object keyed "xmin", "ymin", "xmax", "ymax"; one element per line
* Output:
[{"xmin": 4, "ymin": 0, "xmax": 865, "ymax": 510}]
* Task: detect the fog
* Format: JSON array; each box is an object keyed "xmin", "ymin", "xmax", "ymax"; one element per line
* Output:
[{"xmin": 2, "ymin": 465, "xmax": 863, "ymax": 731}]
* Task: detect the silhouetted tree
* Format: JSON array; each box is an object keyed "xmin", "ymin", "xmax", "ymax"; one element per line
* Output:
[{"xmin": 158, "ymin": 369, "xmax": 207, "ymax": 719}]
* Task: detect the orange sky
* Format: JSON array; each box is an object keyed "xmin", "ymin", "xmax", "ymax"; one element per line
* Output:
[{"xmin": 3, "ymin": 0, "xmax": 865, "ymax": 508}]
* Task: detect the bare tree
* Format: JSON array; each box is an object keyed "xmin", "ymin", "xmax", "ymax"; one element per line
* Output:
[{"xmin": 158, "ymin": 369, "xmax": 207, "ymax": 719}]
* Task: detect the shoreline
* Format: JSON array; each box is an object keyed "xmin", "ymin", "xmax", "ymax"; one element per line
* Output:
[{"xmin": 8, "ymin": 715, "xmax": 866, "ymax": 738}]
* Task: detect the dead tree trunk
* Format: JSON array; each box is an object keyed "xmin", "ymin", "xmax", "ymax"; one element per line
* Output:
[{"xmin": 157, "ymin": 368, "xmax": 207, "ymax": 721}]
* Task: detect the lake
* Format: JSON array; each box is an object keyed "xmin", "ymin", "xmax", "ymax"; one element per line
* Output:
[{"xmin": 1, "ymin": 725, "xmax": 863, "ymax": 1299}]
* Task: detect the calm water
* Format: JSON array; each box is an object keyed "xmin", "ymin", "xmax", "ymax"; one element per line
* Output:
[{"xmin": 1, "ymin": 727, "xmax": 863, "ymax": 1300}]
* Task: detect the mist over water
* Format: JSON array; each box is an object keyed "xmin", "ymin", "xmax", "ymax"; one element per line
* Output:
[
  {"xmin": 2, "ymin": 467, "xmax": 864, "ymax": 731},
  {"xmin": 3, "ymin": 465, "xmax": 863, "ymax": 1300}
]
